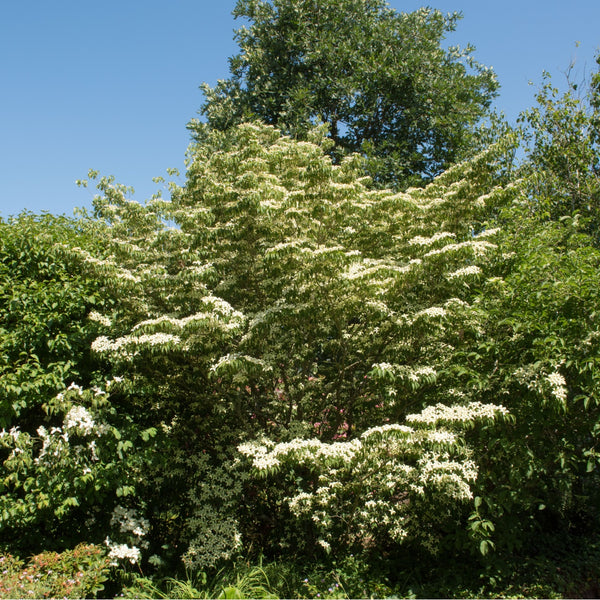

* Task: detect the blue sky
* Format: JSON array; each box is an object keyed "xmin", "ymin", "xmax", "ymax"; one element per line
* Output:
[{"xmin": 1, "ymin": 1, "xmax": 599, "ymax": 218}]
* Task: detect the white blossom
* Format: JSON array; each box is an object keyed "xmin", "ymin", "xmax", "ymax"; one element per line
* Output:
[
  {"xmin": 424, "ymin": 240, "xmax": 497, "ymax": 258},
  {"xmin": 64, "ymin": 406, "xmax": 95, "ymax": 435},
  {"xmin": 361, "ymin": 424, "xmax": 413, "ymax": 439},
  {"xmin": 416, "ymin": 306, "xmax": 446, "ymax": 318},
  {"xmin": 474, "ymin": 227, "xmax": 500, "ymax": 238},
  {"xmin": 0, "ymin": 427, "xmax": 21, "ymax": 442},
  {"xmin": 67, "ymin": 382, "xmax": 83, "ymax": 396},
  {"xmin": 546, "ymin": 372, "xmax": 568, "ymax": 402},
  {"xmin": 407, "ymin": 401, "xmax": 508, "ymax": 425},
  {"xmin": 88, "ymin": 311, "xmax": 112, "ymax": 327},
  {"xmin": 427, "ymin": 430, "xmax": 457, "ymax": 444},
  {"xmin": 447, "ymin": 265, "xmax": 482, "ymax": 279},
  {"xmin": 91, "ymin": 332, "xmax": 181, "ymax": 354},
  {"xmin": 408, "ymin": 232, "xmax": 456, "ymax": 246},
  {"xmin": 105, "ymin": 539, "xmax": 141, "ymax": 565}
]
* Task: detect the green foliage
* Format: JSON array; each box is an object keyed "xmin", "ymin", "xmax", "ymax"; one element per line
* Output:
[
  {"xmin": 0, "ymin": 213, "xmax": 162, "ymax": 557},
  {"xmin": 122, "ymin": 563, "xmax": 279, "ymax": 599},
  {"xmin": 193, "ymin": 0, "xmax": 498, "ymax": 188},
  {"xmin": 519, "ymin": 53, "xmax": 600, "ymax": 242},
  {"xmin": 0, "ymin": 213, "xmax": 110, "ymax": 429},
  {"xmin": 0, "ymin": 380, "xmax": 159, "ymax": 555},
  {"xmin": 442, "ymin": 59, "xmax": 600, "ymax": 559},
  {"xmin": 0, "ymin": 544, "xmax": 109, "ymax": 599},
  {"xmin": 453, "ymin": 212, "xmax": 600, "ymax": 558},
  {"xmin": 2, "ymin": 22, "xmax": 600, "ymax": 598}
]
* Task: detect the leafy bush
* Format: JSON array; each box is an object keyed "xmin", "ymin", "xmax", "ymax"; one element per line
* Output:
[{"xmin": 0, "ymin": 544, "xmax": 109, "ymax": 599}]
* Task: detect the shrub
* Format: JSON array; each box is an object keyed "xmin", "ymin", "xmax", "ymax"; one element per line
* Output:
[{"xmin": 0, "ymin": 543, "xmax": 109, "ymax": 599}]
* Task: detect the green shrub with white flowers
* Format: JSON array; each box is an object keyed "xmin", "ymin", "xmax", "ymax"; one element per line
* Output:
[{"xmin": 0, "ymin": 41, "xmax": 599, "ymax": 597}]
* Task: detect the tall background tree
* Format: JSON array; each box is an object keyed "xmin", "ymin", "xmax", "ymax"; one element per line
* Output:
[{"xmin": 191, "ymin": 0, "xmax": 499, "ymax": 189}]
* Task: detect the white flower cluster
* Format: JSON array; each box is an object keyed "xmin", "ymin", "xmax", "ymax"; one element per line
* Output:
[
  {"xmin": 413, "ymin": 366, "xmax": 437, "ymax": 377},
  {"xmin": 88, "ymin": 311, "xmax": 112, "ymax": 327},
  {"xmin": 201, "ymin": 294, "xmax": 245, "ymax": 320},
  {"xmin": 33, "ymin": 396, "xmax": 113, "ymax": 466},
  {"xmin": 251, "ymin": 449, "xmax": 282, "ymax": 470},
  {"xmin": 418, "ymin": 453, "xmax": 478, "ymax": 501},
  {"xmin": 238, "ymin": 440, "xmax": 280, "ymax": 470},
  {"xmin": 372, "ymin": 361, "xmax": 394, "ymax": 373},
  {"xmin": 0, "ymin": 426, "xmax": 21, "ymax": 442},
  {"xmin": 371, "ymin": 363, "xmax": 437, "ymax": 386},
  {"xmin": 36, "ymin": 425, "xmax": 69, "ymax": 460},
  {"xmin": 444, "ymin": 297, "xmax": 469, "ymax": 309},
  {"xmin": 189, "ymin": 261, "xmax": 214, "ymax": 276},
  {"xmin": 114, "ymin": 269, "xmax": 141, "ymax": 283},
  {"xmin": 265, "ymin": 241, "xmax": 299, "ymax": 257},
  {"xmin": 302, "ymin": 245, "xmax": 345, "ymax": 257},
  {"xmin": 104, "ymin": 538, "xmax": 141, "ymax": 566},
  {"xmin": 132, "ymin": 296, "xmax": 244, "ymax": 333},
  {"xmin": 407, "ymin": 366, "xmax": 437, "ymax": 383},
  {"xmin": 473, "ymin": 227, "xmax": 500, "ymax": 238},
  {"xmin": 447, "ymin": 265, "xmax": 482, "ymax": 279},
  {"xmin": 210, "ymin": 353, "xmax": 271, "ymax": 375},
  {"xmin": 126, "ymin": 299, "xmax": 245, "ymax": 344},
  {"xmin": 64, "ymin": 406, "xmax": 96, "ymax": 436},
  {"xmin": 366, "ymin": 300, "xmax": 392, "ymax": 315},
  {"xmin": 424, "ymin": 240, "xmax": 497, "ymax": 258},
  {"xmin": 67, "ymin": 381, "xmax": 84, "ymax": 396},
  {"xmin": 407, "ymin": 401, "xmax": 509, "ymax": 425},
  {"xmin": 546, "ymin": 372, "xmax": 568, "ymax": 403},
  {"xmin": 473, "ymin": 189, "xmax": 502, "ymax": 207},
  {"xmin": 361, "ymin": 424, "xmax": 413, "ymax": 439},
  {"xmin": 91, "ymin": 332, "xmax": 181, "ymax": 354},
  {"xmin": 132, "ymin": 313, "xmax": 209, "ymax": 330},
  {"xmin": 343, "ymin": 259, "xmax": 420, "ymax": 281},
  {"xmin": 416, "ymin": 306, "xmax": 447, "ymax": 319},
  {"xmin": 408, "ymin": 231, "xmax": 456, "ymax": 246},
  {"xmin": 427, "ymin": 430, "xmax": 457, "ymax": 444},
  {"xmin": 69, "ymin": 246, "xmax": 142, "ymax": 284},
  {"xmin": 239, "ymin": 437, "xmax": 364, "ymax": 471}
]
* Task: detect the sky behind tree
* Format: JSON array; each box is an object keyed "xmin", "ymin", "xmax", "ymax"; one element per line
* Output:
[{"xmin": 1, "ymin": 0, "xmax": 599, "ymax": 218}]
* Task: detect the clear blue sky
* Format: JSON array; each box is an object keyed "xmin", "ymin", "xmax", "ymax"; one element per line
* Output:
[{"xmin": 1, "ymin": 1, "xmax": 599, "ymax": 218}]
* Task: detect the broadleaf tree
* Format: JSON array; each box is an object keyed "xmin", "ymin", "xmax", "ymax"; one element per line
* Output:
[{"xmin": 192, "ymin": 0, "xmax": 499, "ymax": 189}]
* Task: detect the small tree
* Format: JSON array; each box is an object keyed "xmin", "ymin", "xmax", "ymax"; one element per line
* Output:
[{"xmin": 519, "ymin": 53, "xmax": 600, "ymax": 243}]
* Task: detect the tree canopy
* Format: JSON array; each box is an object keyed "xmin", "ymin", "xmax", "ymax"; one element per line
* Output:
[{"xmin": 192, "ymin": 0, "xmax": 499, "ymax": 189}]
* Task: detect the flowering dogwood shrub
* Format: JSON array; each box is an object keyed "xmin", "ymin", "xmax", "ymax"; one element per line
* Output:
[
  {"xmin": 60, "ymin": 122, "xmax": 518, "ymax": 567},
  {"xmin": 6, "ymin": 110, "xmax": 599, "ymax": 588},
  {"xmin": 237, "ymin": 401, "xmax": 508, "ymax": 557}
]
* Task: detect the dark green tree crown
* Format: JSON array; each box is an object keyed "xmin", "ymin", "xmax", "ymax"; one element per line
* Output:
[{"xmin": 191, "ymin": 0, "xmax": 499, "ymax": 189}]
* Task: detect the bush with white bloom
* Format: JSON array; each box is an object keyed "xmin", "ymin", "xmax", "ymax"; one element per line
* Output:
[
  {"xmin": 237, "ymin": 401, "xmax": 508, "ymax": 557},
  {"xmin": 0, "ymin": 381, "xmax": 157, "ymax": 545},
  {"xmin": 3, "ymin": 100, "xmax": 600, "ymax": 594}
]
